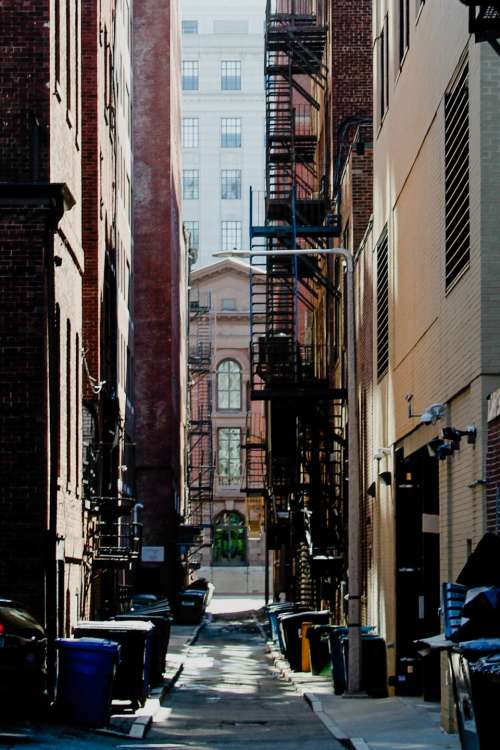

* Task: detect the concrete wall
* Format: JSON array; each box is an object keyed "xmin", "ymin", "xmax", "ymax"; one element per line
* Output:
[{"xmin": 181, "ymin": 0, "xmax": 266, "ymax": 267}]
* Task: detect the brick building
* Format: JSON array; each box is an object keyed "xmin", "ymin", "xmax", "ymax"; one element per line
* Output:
[
  {"xmin": 81, "ymin": 0, "xmax": 138, "ymax": 617},
  {"xmin": 187, "ymin": 260, "xmax": 267, "ymax": 594},
  {"xmin": 0, "ymin": 1, "xmax": 84, "ymax": 681},
  {"xmin": 133, "ymin": 0, "xmax": 188, "ymax": 606}
]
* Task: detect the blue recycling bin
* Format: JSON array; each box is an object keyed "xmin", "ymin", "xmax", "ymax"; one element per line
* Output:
[
  {"xmin": 55, "ymin": 638, "xmax": 120, "ymax": 727},
  {"xmin": 267, "ymin": 603, "xmax": 298, "ymax": 646}
]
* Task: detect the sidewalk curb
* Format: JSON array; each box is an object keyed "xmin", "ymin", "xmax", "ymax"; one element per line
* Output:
[{"xmin": 263, "ymin": 636, "xmax": 371, "ymax": 750}]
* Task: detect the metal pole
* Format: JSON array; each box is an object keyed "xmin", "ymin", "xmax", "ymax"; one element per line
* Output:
[{"xmin": 345, "ymin": 253, "xmax": 362, "ymax": 694}]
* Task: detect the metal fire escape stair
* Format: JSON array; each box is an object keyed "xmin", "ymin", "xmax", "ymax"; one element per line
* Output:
[{"xmin": 247, "ymin": 0, "xmax": 347, "ymax": 605}]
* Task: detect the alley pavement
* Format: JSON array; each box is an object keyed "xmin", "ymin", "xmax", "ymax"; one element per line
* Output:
[{"xmin": 145, "ymin": 614, "xmax": 342, "ymax": 750}]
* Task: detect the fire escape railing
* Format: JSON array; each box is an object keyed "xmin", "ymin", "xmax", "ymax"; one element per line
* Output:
[
  {"xmin": 185, "ymin": 291, "xmax": 215, "ymax": 571},
  {"xmin": 247, "ymin": 0, "xmax": 346, "ymax": 606}
]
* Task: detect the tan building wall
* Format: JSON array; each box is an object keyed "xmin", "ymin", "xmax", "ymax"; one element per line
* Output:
[
  {"xmin": 190, "ymin": 260, "xmax": 268, "ymax": 594},
  {"xmin": 371, "ymin": 0, "xmax": 500, "ymax": 722}
]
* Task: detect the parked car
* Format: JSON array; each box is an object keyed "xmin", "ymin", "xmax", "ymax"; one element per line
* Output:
[{"xmin": 0, "ymin": 598, "xmax": 47, "ymax": 706}]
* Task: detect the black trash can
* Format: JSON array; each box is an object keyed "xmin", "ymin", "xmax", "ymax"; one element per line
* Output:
[
  {"xmin": 449, "ymin": 640, "xmax": 500, "ymax": 750},
  {"xmin": 306, "ymin": 625, "xmax": 338, "ymax": 675},
  {"xmin": 267, "ymin": 603, "xmax": 299, "ymax": 647},
  {"xmin": 74, "ymin": 620, "xmax": 154, "ymax": 709},
  {"xmin": 329, "ymin": 632, "xmax": 388, "ymax": 698},
  {"xmin": 113, "ymin": 614, "xmax": 172, "ymax": 687},
  {"xmin": 278, "ymin": 611, "xmax": 330, "ymax": 671},
  {"xmin": 175, "ymin": 589, "xmax": 206, "ymax": 624}
]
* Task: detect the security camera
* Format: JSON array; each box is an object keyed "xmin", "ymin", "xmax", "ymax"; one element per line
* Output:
[
  {"xmin": 427, "ymin": 438, "xmax": 456, "ymax": 461},
  {"xmin": 420, "ymin": 403, "xmax": 445, "ymax": 425}
]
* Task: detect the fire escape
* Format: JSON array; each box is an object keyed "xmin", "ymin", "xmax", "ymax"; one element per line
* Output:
[
  {"xmin": 185, "ymin": 290, "xmax": 215, "ymax": 572},
  {"xmin": 249, "ymin": 0, "xmax": 346, "ymax": 608}
]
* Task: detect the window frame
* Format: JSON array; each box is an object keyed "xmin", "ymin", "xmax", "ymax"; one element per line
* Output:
[
  {"xmin": 221, "ymin": 220, "xmax": 242, "ymax": 251},
  {"xmin": 182, "ymin": 60, "xmax": 199, "ymax": 91},
  {"xmin": 221, "ymin": 169, "xmax": 242, "ymax": 200},
  {"xmin": 217, "ymin": 427, "xmax": 242, "ymax": 485},
  {"xmin": 221, "ymin": 60, "xmax": 241, "ymax": 91},
  {"xmin": 182, "ymin": 117, "xmax": 199, "ymax": 148},
  {"xmin": 182, "ymin": 169, "xmax": 200, "ymax": 200},
  {"xmin": 182, "ymin": 20, "xmax": 198, "ymax": 34},
  {"xmin": 221, "ymin": 117, "xmax": 242, "ymax": 148},
  {"xmin": 184, "ymin": 220, "xmax": 199, "ymax": 251},
  {"xmin": 217, "ymin": 359, "xmax": 242, "ymax": 410}
]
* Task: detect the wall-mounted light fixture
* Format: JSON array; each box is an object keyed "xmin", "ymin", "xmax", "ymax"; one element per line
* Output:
[{"xmin": 379, "ymin": 471, "xmax": 392, "ymax": 486}]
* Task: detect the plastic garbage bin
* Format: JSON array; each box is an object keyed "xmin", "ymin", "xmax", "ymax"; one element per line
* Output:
[
  {"xmin": 449, "ymin": 639, "xmax": 500, "ymax": 750},
  {"xmin": 278, "ymin": 611, "xmax": 330, "ymax": 671},
  {"xmin": 113, "ymin": 614, "xmax": 171, "ymax": 686},
  {"xmin": 73, "ymin": 620, "xmax": 154, "ymax": 709},
  {"xmin": 175, "ymin": 589, "xmax": 206, "ymax": 624},
  {"xmin": 267, "ymin": 603, "xmax": 298, "ymax": 646},
  {"xmin": 306, "ymin": 625, "xmax": 339, "ymax": 675},
  {"xmin": 55, "ymin": 638, "xmax": 120, "ymax": 727},
  {"xmin": 329, "ymin": 631, "xmax": 388, "ymax": 697}
]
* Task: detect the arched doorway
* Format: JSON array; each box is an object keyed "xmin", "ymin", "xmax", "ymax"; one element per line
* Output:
[{"xmin": 213, "ymin": 510, "xmax": 247, "ymax": 566}]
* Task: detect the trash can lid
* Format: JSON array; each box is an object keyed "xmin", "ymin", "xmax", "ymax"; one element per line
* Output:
[
  {"xmin": 56, "ymin": 637, "xmax": 120, "ymax": 654},
  {"xmin": 76, "ymin": 620, "xmax": 155, "ymax": 632}
]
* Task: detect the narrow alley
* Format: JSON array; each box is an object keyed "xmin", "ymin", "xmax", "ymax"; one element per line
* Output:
[
  {"xmin": 0, "ymin": 604, "xmax": 340, "ymax": 750},
  {"xmin": 146, "ymin": 614, "xmax": 339, "ymax": 750}
]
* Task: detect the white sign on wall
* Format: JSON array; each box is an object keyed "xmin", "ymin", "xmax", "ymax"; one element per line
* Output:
[{"xmin": 141, "ymin": 546, "xmax": 165, "ymax": 562}]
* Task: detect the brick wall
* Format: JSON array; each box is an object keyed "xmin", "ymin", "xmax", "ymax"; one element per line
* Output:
[
  {"xmin": 133, "ymin": 0, "xmax": 185, "ymax": 604},
  {"xmin": 0, "ymin": 4, "xmax": 50, "ymax": 180},
  {"xmin": 0, "ymin": 206, "xmax": 49, "ymax": 619}
]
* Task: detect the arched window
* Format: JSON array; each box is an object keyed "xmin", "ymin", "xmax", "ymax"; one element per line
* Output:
[
  {"xmin": 213, "ymin": 510, "xmax": 246, "ymax": 566},
  {"xmin": 217, "ymin": 359, "xmax": 241, "ymax": 410}
]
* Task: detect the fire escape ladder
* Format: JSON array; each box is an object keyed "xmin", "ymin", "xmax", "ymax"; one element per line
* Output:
[{"xmin": 185, "ymin": 292, "xmax": 215, "ymax": 571}]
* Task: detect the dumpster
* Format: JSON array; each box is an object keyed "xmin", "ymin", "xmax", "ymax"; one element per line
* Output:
[
  {"xmin": 278, "ymin": 611, "xmax": 330, "ymax": 671},
  {"xmin": 55, "ymin": 638, "xmax": 120, "ymax": 727},
  {"xmin": 329, "ymin": 631, "xmax": 388, "ymax": 697},
  {"xmin": 449, "ymin": 639, "xmax": 500, "ymax": 750},
  {"xmin": 74, "ymin": 620, "xmax": 154, "ymax": 709},
  {"xmin": 113, "ymin": 613, "xmax": 172, "ymax": 686}
]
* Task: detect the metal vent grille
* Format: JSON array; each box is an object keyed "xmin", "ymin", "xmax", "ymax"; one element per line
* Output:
[
  {"xmin": 445, "ymin": 64, "xmax": 470, "ymax": 289},
  {"xmin": 376, "ymin": 230, "xmax": 389, "ymax": 380}
]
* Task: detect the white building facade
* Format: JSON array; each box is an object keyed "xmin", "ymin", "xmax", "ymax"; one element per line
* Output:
[{"xmin": 181, "ymin": 0, "xmax": 266, "ymax": 268}]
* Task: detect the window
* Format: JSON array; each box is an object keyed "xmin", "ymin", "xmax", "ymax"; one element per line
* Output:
[
  {"xmin": 217, "ymin": 359, "xmax": 242, "ymax": 409},
  {"xmin": 66, "ymin": 319, "xmax": 72, "ymax": 483},
  {"xmin": 398, "ymin": 0, "xmax": 409, "ymax": 65},
  {"xmin": 445, "ymin": 63, "xmax": 470, "ymax": 289},
  {"xmin": 55, "ymin": 0, "xmax": 61, "ymax": 83},
  {"xmin": 376, "ymin": 229, "xmax": 389, "ymax": 379},
  {"xmin": 182, "ymin": 60, "xmax": 199, "ymax": 91},
  {"xmin": 213, "ymin": 511, "xmax": 246, "ymax": 566},
  {"xmin": 182, "ymin": 20, "xmax": 198, "ymax": 34},
  {"xmin": 218, "ymin": 428, "xmax": 241, "ymax": 484},
  {"xmin": 182, "ymin": 117, "xmax": 199, "ymax": 148},
  {"xmin": 221, "ymin": 169, "xmax": 241, "ymax": 199},
  {"xmin": 221, "ymin": 298, "xmax": 237, "ymax": 311},
  {"xmin": 379, "ymin": 15, "xmax": 389, "ymax": 122},
  {"xmin": 222, "ymin": 221, "xmax": 242, "ymax": 251},
  {"xmin": 183, "ymin": 169, "xmax": 199, "ymax": 200},
  {"xmin": 75, "ymin": 333, "xmax": 80, "ymax": 493},
  {"xmin": 184, "ymin": 220, "xmax": 199, "ymax": 250},
  {"xmin": 221, "ymin": 118, "xmax": 241, "ymax": 148},
  {"xmin": 66, "ymin": 0, "xmax": 71, "ymax": 109},
  {"xmin": 221, "ymin": 60, "xmax": 241, "ymax": 90}
]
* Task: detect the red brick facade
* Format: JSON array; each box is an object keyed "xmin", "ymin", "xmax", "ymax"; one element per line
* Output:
[{"xmin": 133, "ymin": 0, "xmax": 186, "ymax": 605}]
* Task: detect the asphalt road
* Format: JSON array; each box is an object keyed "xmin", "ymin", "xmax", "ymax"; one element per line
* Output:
[{"xmin": 144, "ymin": 615, "xmax": 342, "ymax": 750}]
